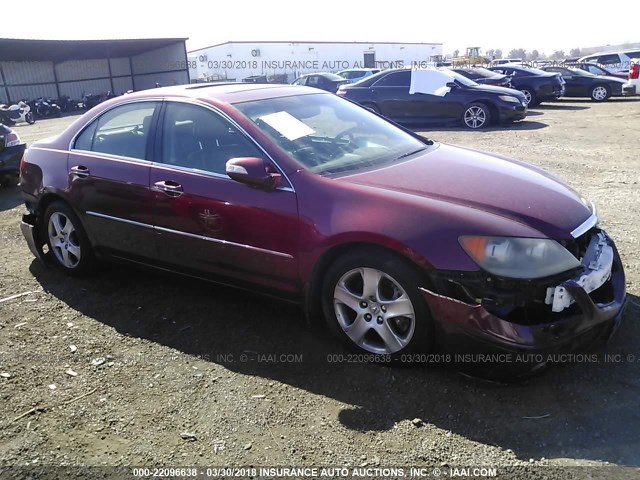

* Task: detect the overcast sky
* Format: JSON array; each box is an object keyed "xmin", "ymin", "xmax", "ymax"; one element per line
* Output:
[{"xmin": 4, "ymin": 0, "xmax": 639, "ymax": 55}]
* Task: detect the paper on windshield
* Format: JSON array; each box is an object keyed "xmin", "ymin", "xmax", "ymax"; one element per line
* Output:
[
  {"xmin": 258, "ymin": 111, "xmax": 315, "ymax": 141},
  {"xmin": 409, "ymin": 68, "xmax": 455, "ymax": 96}
]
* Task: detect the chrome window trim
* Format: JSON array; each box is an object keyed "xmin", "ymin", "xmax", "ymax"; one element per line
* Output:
[
  {"xmin": 86, "ymin": 211, "xmax": 294, "ymax": 259},
  {"xmin": 69, "ymin": 149, "xmax": 153, "ymax": 166},
  {"xmin": 66, "ymin": 96, "xmax": 297, "ymax": 192},
  {"xmin": 570, "ymin": 212, "xmax": 598, "ymax": 239}
]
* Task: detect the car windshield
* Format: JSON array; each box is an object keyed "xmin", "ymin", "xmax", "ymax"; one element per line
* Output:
[
  {"xmin": 320, "ymin": 73, "xmax": 346, "ymax": 81},
  {"xmin": 462, "ymin": 68, "xmax": 500, "ymax": 78},
  {"xmin": 512, "ymin": 65, "xmax": 550, "ymax": 75},
  {"xmin": 234, "ymin": 93, "xmax": 429, "ymax": 176},
  {"xmin": 445, "ymin": 70, "xmax": 478, "ymax": 87}
]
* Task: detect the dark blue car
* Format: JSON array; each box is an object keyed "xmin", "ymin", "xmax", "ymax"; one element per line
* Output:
[
  {"xmin": 336, "ymin": 68, "xmax": 527, "ymax": 129},
  {"xmin": 541, "ymin": 66, "xmax": 628, "ymax": 101},
  {"xmin": 487, "ymin": 64, "xmax": 565, "ymax": 106},
  {"xmin": 0, "ymin": 123, "xmax": 26, "ymax": 186}
]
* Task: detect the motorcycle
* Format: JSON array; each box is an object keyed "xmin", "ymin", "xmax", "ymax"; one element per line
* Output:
[
  {"xmin": 56, "ymin": 95, "xmax": 79, "ymax": 113},
  {"xmin": 29, "ymin": 97, "xmax": 62, "ymax": 118},
  {"xmin": 0, "ymin": 101, "xmax": 36, "ymax": 125},
  {"xmin": 83, "ymin": 90, "xmax": 117, "ymax": 110}
]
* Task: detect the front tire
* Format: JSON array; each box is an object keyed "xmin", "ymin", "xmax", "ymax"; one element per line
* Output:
[
  {"xmin": 590, "ymin": 85, "xmax": 610, "ymax": 101},
  {"xmin": 462, "ymin": 103, "xmax": 490, "ymax": 129},
  {"xmin": 43, "ymin": 201, "xmax": 95, "ymax": 275},
  {"xmin": 321, "ymin": 248, "xmax": 433, "ymax": 359},
  {"xmin": 26, "ymin": 112, "xmax": 35, "ymax": 124}
]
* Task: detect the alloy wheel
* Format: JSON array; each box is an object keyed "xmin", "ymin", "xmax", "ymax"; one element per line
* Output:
[
  {"xmin": 47, "ymin": 212, "xmax": 81, "ymax": 268},
  {"xmin": 463, "ymin": 106, "xmax": 487, "ymax": 129},
  {"xmin": 592, "ymin": 86, "xmax": 608, "ymax": 101},
  {"xmin": 333, "ymin": 267, "xmax": 416, "ymax": 354}
]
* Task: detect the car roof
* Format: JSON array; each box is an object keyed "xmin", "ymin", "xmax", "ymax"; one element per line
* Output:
[{"xmin": 120, "ymin": 82, "xmax": 321, "ymax": 104}]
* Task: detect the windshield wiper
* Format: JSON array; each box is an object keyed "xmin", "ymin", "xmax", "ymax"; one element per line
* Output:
[{"xmin": 394, "ymin": 147, "xmax": 428, "ymax": 161}]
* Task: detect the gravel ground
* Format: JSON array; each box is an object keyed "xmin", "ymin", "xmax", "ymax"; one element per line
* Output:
[{"xmin": 1, "ymin": 100, "xmax": 639, "ymax": 480}]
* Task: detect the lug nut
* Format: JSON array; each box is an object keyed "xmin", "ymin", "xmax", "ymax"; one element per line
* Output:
[
  {"xmin": 360, "ymin": 301, "xmax": 368, "ymax": 308},
  {"xmin": 381, "ymin": 305, "xmax": 387, "ymax": 313},
  {"xmin": 364, "ymin": 313, "xmax": 372, "ymax": 321},
  {"xmin": 377, "ymin": 316, "xmax": 383, "ymax": 324}
]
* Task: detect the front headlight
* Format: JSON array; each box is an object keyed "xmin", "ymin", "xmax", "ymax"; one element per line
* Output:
[
  {"xmin": 459, "ymin": 236, "xmax": 581, "ymax": 279},
  {"xmin": 498, "ymin": 95, "xmax": 521, "ymax": 104}
]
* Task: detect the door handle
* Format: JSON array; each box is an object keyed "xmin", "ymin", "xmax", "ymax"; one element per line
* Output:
[
  {"xmin": 70, "ymin": 165, "xmax": 90, "ymax": 178},
  {"xmin": 153, "ymin": 180, "xmax": 184, "ymax": 197}
]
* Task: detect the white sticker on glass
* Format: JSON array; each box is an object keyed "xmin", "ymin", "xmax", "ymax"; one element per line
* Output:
[{"xmin": 258, "ymin": 111, "xmax": 315, "ymax": 141}]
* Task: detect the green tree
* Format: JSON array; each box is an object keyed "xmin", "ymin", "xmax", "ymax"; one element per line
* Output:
[
  {"xmin": 569, "ymin": 48, "xmax": 582, "ymax": 57},
  {"xmin": 508, "ymin": 48, "xmax": 527, "ymax": 60},
  {"xmin": 550, "ymin": 50, "xmax": 565, "ymax": 60}
]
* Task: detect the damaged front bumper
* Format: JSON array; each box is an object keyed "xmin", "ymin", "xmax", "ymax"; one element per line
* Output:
[{"xmin": 421, "ymin": 230, "xmax": 626, "ymax": 356}]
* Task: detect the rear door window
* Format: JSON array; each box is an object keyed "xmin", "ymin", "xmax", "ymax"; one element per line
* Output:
[
  {"xmin": 373, "ymin": 71, "xmax": 411, "ymax": 87},
  {"xmin": 74, "ymin": 102, "xmax": 159, "ymax": 160}
]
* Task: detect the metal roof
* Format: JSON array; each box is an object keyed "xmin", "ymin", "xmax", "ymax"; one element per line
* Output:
[
  {"xmin": 190, "ymin": 40, "xmax": 443, "ymax": 53},
  {"xmin": 0, "ymin": 38, "xmax": 188, "ymax": 62}
]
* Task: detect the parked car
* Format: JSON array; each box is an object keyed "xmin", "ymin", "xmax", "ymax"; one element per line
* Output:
[
  {"xmin": 0, "ymin": 123, "xmax": 26, "ymax": 186},
  {"xmin": 336, "ymin": 68, "xmax": 527, "ymax": 129},
  {"xmin": 578, "ymin": 50, "xmax": 640, "ymax": 74},
  {"xmin": 624, "ymin": 58, "xmax": 640, "ymax": 95},
  {"xmin": 451, "ymin": 67, "xmax": 512, "ymax": 87},
  {"xmin": 291, "ymin": 73, "xmax": 348, "ymax": 92},
  {"xmin": 488, "ymin": 64, "xmax": 565, "ymax": 106},
  {"xmin": 18, "ymin": 83, "xmax": 625, "ymax": 374},
  {"xmin": 563, "ymin": 62, "xmax": 628, "ymax": 80},
  {"xmin": 337, "ymin": 68, "xmax": 380, "ymax": 84},
  {"xmin": 242, "ymin": 75, "xmax": 269, "ymax": 84},
  {"xmin": 490, "ymin": 58, "xmax": 523, "ymax": 66},
  {"xmin": 541, "ymin": 66, "xmax": 629, "ymax": 101}
]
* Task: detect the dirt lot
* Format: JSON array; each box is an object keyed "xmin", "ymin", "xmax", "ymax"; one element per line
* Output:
[{"xmin": 1, "ymin": 100, "xmax": 639, "ymax": 479}]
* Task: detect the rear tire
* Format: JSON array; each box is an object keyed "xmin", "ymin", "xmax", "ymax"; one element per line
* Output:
[
  {"xmin": 321, "ymin": 248, "xmax": 433, "ymax": 360},
  {"xmin": 43, "ymin": 201, "xmax": 95, "ymax": 276},
  {"xmin": 520, "ymin": 88, "xmax": 537, "ymax": 106}
]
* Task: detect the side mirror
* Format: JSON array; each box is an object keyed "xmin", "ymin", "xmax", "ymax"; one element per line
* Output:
[
  {"xmin": 446, "ymin": 82, "xmax": 458, "ymax": 88},
  {"xmin": 226, "ymin": 157, "xmax": 281, "ymax": 190}
]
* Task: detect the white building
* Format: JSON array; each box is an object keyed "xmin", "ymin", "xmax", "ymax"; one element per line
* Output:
[{"xmin": 188, "ymin": 41, "xmax": 443, "ymax": 83}]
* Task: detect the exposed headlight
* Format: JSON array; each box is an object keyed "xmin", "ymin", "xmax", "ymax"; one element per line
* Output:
[
  {"xmin": 459, "ymin": 236, "xmax": 581, "ymax": 279},
  {"xmin": 498, "ymin": 95, "xmax": 521, "ymax": 104}
]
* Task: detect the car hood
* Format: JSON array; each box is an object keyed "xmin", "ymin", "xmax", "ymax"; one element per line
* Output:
[
  {"xmin": 466, "ymin": 83, "xmax": 524, "ymax": 97},
  {"xmin": 337, "ymin": 144, "xmax": 592, "ymax": 238}
]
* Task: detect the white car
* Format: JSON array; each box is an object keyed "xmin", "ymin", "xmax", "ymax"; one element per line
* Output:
[
  {"xmin": 578, "ymin": 49, "xmax": 640, "ymax": 74},
  {"xmin": 337, "ymin": 68, "xmax": 380, "ymax": 84},
  {"xmin": 624, "ymin": 58, "xmax": 640, "ymax": 95}
]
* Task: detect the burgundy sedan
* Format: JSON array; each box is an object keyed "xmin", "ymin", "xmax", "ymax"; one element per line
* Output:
[{"xmin": 19, "ymin": 83, "xmax": 626, "ymax": 368}]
